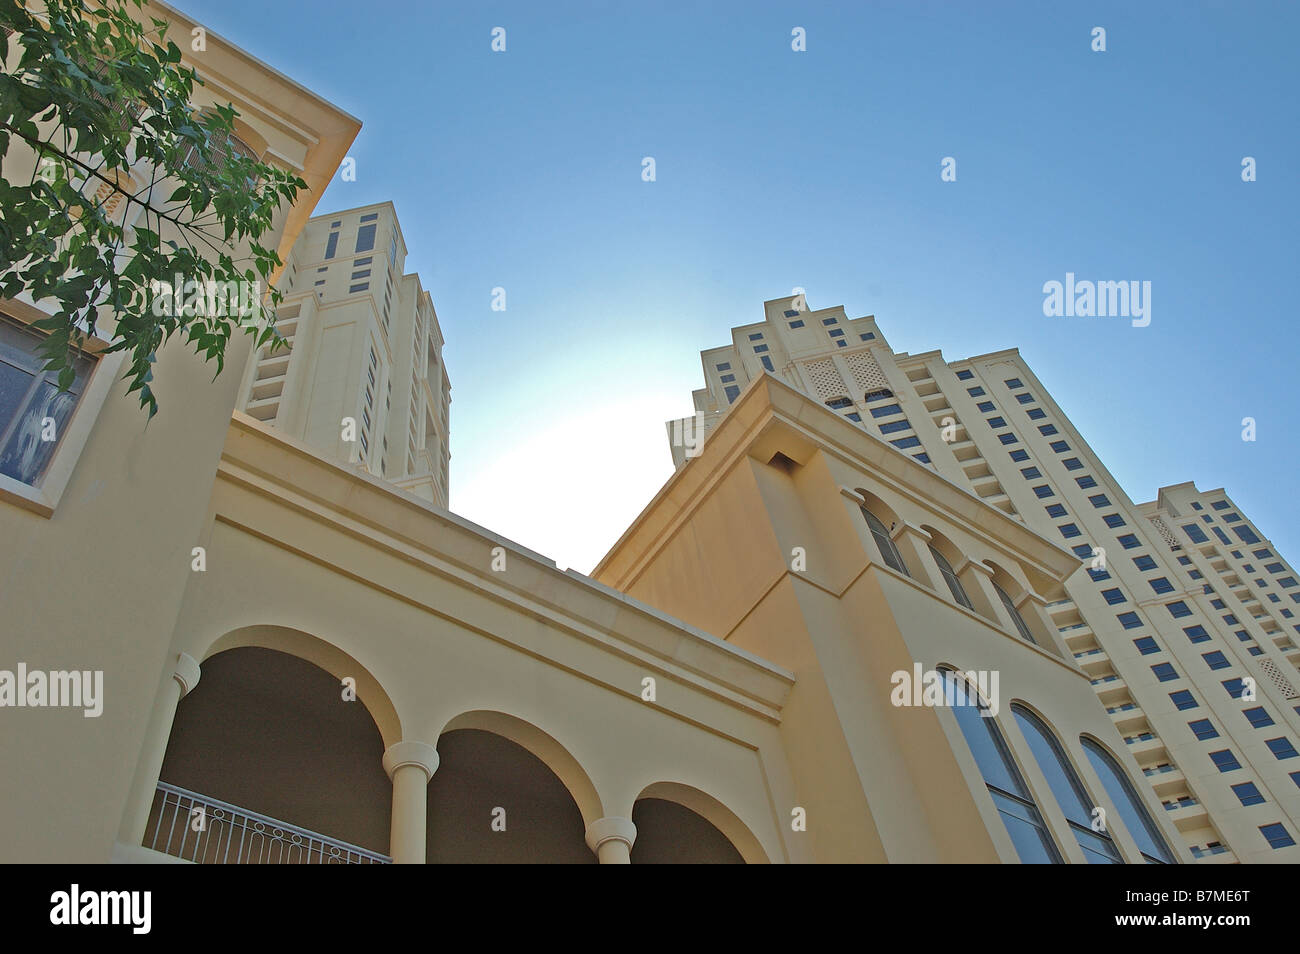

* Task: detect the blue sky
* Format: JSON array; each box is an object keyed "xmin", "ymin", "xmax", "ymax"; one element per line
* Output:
[{"xmin": 174, "ymin": 0, "xmax": 1299, "ymax": 573}]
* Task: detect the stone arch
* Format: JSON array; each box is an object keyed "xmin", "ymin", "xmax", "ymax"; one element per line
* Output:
[
  {"xmin": 437, "ymin": 709, "xmax": 603, "ymax": 827},
  {"xmin": 634, "ymin": 781, "xmax": 769, "ymax": 864},
  {"xmin": 201, "ymin": 624, "xmax": 402, "ymax": 748}
]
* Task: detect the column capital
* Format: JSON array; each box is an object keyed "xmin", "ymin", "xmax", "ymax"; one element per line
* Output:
[
  {"xmin": 890, "ymin": 520, "xmax": 932, "ymax": 543},
  {"xmin": 172, "ymin": 652, "xmax": 201, "ymax": 697},
  {"xmin": 383, "ymin": 741, "xmax": 440, "ymax": 782},
  {"xmin": 958, "ymin": 558, "xmax": 996, "ymax": 578},
  {"xmin": 585, "ymin": 816, "xmax": 637, "ymax": 854}
]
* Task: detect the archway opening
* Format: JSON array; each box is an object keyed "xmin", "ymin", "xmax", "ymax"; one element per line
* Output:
[
  {"xmin": 151, "ymin": 646, "xmax": 391, "ymax": 861},
  {"xmin": 426, "ymin": 729, "xmax": 594, "ymax": 863},
  {"xmin": 630, "ymin": 797, "xmax": 745, "ymax": 863}
]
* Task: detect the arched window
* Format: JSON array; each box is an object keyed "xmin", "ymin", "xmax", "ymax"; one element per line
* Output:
[
  {"xmin": 941, "ymin": 671, "xmax": 1061, "ymax": 863},
  {"xmin": 1080, "ymin": 738, "xmax": 1175, "ymax": 863},
  {"xmin": 993, "ymin": 582, "xmax": 1037, "ymax": 645},
  {"xmin": 929, "ymin": 545, "xmax": 973, "ymax": 609},
  {"xmin": 861, "ymin": 506, "xmax": 909, "ymax": 576},
  {"xmin": 1012, "ymin": 706, "xmax": 1121, "ymax": 863}
]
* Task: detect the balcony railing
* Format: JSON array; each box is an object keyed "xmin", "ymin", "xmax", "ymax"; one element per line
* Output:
[{"xmin": 146, "ymin": 782, "xmax": 389, "ymax": 864}]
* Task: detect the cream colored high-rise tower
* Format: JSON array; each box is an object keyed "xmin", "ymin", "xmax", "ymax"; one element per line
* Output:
[
  {"xmin": 236, "ymin": 202, "xmax": 451, "ymax": 508},
  {"xmin": 665, "ymin": 295, "xmax": 1300, "ymax": 863}
]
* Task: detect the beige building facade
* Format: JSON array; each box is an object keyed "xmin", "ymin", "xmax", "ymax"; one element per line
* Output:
[
  {"xmin": 665, "ymin": 295, "xmax": 1300, "ymax": 863},
  {"xmin": 1, "ymin": 2, "xmax": 1290, "ymax": 865}
]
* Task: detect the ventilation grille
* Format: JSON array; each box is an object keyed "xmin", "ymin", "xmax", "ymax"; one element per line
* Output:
[
  {"xmin": 804, "ymin": 358, "xmax": 846, "ymax": 401},
  {"xmin": 844, "ymin": 350, "xmax": 890, "ymax": 394},
  {"xmin": 1258, "ymin": 658, "xmax": 1299, "ymax": 699},
  {"xmin": 1149, "ymin": 516, "xmax": 1182, "ymax": 552}
]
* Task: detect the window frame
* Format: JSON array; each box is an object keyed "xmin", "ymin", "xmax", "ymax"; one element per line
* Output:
[{"xmin": 0, "ymin": 301, "xmax": 120, "ymax": 518}]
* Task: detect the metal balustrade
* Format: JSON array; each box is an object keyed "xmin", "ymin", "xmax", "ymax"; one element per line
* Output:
[{"xmin": 146, "ymin": 782, "xmax": 389, "ymax": 864}]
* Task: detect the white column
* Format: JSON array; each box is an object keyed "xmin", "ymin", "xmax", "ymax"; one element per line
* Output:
[
  {"xmin": 585, "ymin": 816, "xmax": 637, "ymax": 864},
  {"xmin": 382, "ymin": 740, "xmax": 439, "ymax": 864},
  {"xmin": 118, "ymin": 652, "xmax": 202, "ymax": 846}
]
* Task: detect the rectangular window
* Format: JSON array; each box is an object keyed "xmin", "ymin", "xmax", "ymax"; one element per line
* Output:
[
  {"xmin": 788, "ymin": 319, "xmax": 805, "ymax": 329},
  {"xmin": 1149, "ymin": 576, "xmax": 1174, "ymax": 594},
  {"xmin": 1045, "ymin": 504, "xmax": 1067, "ymax": 518},
  {"xmin": 720, "ymin": 373, "xmax": 735, "ymax": 383},
  {"xmin": 1087, "ymin": 567, "xmax": 1110, "ymax": 582},
  {"xmin": 976, "ymin": 401, "xmax": 995, "ymax": 412},
  {"xmin": 359, "ymin": 212, "xmax": 379, "ymax": 223},
  {"xmin": 1004, "ymin": 378, "xmax": 1023, "ymax": 389},
  {"xmin": 1089, "ymin": 494, "xmax": 1111, "ymax": 508},
  {"xmin": 1134, "ymin": 636, "xmax": 1159, "ymax": 655},
  {"xmin": 748, "ymin": 332, "xmax": 763, "ymax": 341},
  {"xmin": 753, "ymin": 344, "xmax": 770, "ymax": 353},
  {"xmin": 1260, "ymin": 823, "xmax": 1295, "ymax": 849},
  {"xmin": 783, "ymin": 309, "xmax": 800, "ymax": 318},
  {"xmin": 846, "ymin": 412, "xmax": 862, "ymax": 422},
  {"xmin": 724, "ymin": 385, "xmax": 741, "ymax": 403},
  {"xmin": 1016, "ymin": 393, "xmax": 1034, "ymax": 405},
  {"xmin": 355, "ymin": 224, "xmax": 377, "ymax": 253},
  {"xmin": 351, "ymin": 270, "xmax": 371, "ymax": 280},
  {"xmin": 1033, "ymin": 484, "xmax": 1054, "ymax": 499},
  {"xmin": 828, "ymin": 329, "xmax": 844, "ymax": 338},
  {"xmin": 349, "ymin": 283, "xmax": 369, "ymax": 293},
  {"xmin": 1009, "ymin": 449, "xmax": 1029, "ymax": 462},
  {"xmin": 1244, "ymin": 707, "xmax": 1274, "ymax": 729},
  {"xmin": 0, "ymin": 315, "xmax": 96, "ymax": 487},
  {"xmin": 1212, "ymin": 527, "xmax": 1232, "ymax": 546},
  {"xmin": 1151, "ymin": 662, "xmax": 1178, "ymax": 682},
  {"xmin": 1027, "ymin": 407, "xmax": 1046, "ymax": 420},
  {"xmin": 1049, "ymin": 440, "xmax": 1070, "ymax": 453},
  {"xmin": 1266, "ymin": 738, "xmax": 1299, "ymax": 760},
  {"xmin": 913, "ymin": 452, "xmax": 931, "ymax": 463},
  {"xmin": 1266, "ymin": 563, "xmax": 1286, "ymax": 574},
  {"xmin": 1189, "ymin": 718, "xmax": 1217, "ymax": 738},
  {"xmin": 987, "ymin": 416, "xmax": 1006, "ymax": 428},
  {"xmin": 324, "ymin": 232, "xmax": 339, "ymax": 259},
  {"xmin": 821, "ymin": 317, "xmax": 837, "ymax": 325},
  {"xmin": 1211, "ymin": 500, "xmax": 1230, "ymax": 510},
  {"xmin": 1101, "ymin": 588, "xmax": 1126, "ymax": 605},
  {"xmin": 1166, "ymin": 601, "xmax": 1193, "ymax": 619},
  {"xmin": 1077, "ymin": 475, "xmax": 1097, "ymax": 489},
  {"xmin": 1202, "ymin": 651, "xmax": 1230, "ymax": 670},
  {"xmin": 1038, "ymin": 423, "xmax": 1058, "ymax": 436},
  {"xmin": 760, "ymin": 355, "xmax": 774, "ymax": 372},
  {"xmin": 1232, "ymin": 783, "xmax": 1265, "ymax": 806},
  {"xmin": 1133, "ymin": 555, "xmax": 1157, "ymax": 571},
  {"xmin": 1224, "ymin": 513, "xmax": 1241, "ymax": 523},
  {"xmin": 716, "ymin": 362, "xmax": 731, "ymax": 372},
  {"xmin": 1184, "ymin": 625, "xmax": 1210, "ymax": 643},
  {"xmin": 967, "ymin": 386, "xmax": 985, "ymax": 397},
  {"xmin": 878, "ymin": 419, "xmax": 912, "ymax": 434},
  {"xmin": 1254, "ymin": 548, "xmax": 1274, "ymax": 558},
  {"xmin": 998, "ymin": 433, "xmax": 1018, "ymax": 445},
  {"xmin": 859, "ymin": 332, "xmax": 875, "ymax": 341},
  {"xmin": 956, "ymin": 369, "xmax": 974, "ymax": 380},
  {"xmin": 1223, "ymin": 678, "xmax": 1248, "ymax": 699},
  {"xmin": 1171, "ymin": 691, "xmax": 1199, "ymax": 711},
  {"xmin": 1103, "ymin": 513, "xmax": 1127, "ymax": 529},
  {"xmin": 1118, "ymin": 534, "xmax": 1140, "ymax": 549},
  {"xmin": 1209, "ymin": 749, "xmax": 1241, "ymax": 772},
  {"xmin": 354, "ymin": 257, "xmax": 373, "ymax": 267},
  {"xmin": 1021, "ymin": 466, "xmax": 1041, "ymax": 479},
  {"xmin": 890, "ymin": 436, "xmax": 922, "ymax": 449},
  {"xmin": 1117, "ymin": 612, "xmax": 1142, "ymax": 630},
  {"xmin": 1073, "ymin": 544, "xmax": 1095, "ymax": 559},
  {"xmin": 1059, "ymin": 524, "xmax": 1081, "ymax": 539},
  {"xmin": 1233, "ymin": 526, "xmax": 1261, "ymax": 545},
  {"xmin": 870, "ymin": 404, "xmax": 902, "ymax": 418}
]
